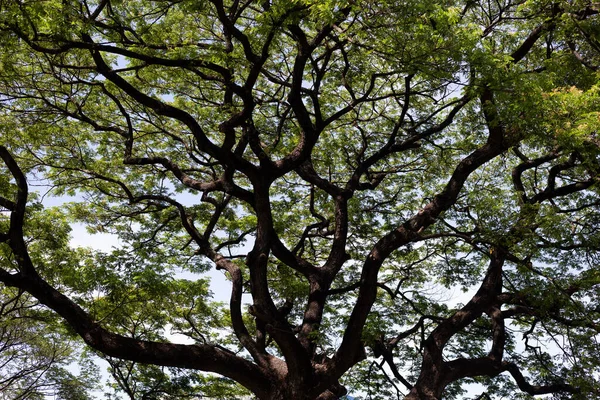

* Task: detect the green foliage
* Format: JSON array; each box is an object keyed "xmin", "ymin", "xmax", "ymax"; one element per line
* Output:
[
  {"xmin": 0, "ymin": 288, "xmax": 98, "ymax": 400},
  {"xmin": 104, "ymin": 359, "xmax": 251, "ymax": 400},
  {"xmin": 0, "ymin": 0, "xmax": 599, "ymax": 399}
]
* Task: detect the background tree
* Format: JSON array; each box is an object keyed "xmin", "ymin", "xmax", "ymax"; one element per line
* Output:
[
  {"xmin": 0, "ymin": 286, "xmax": 97, "ymax": 399},
  {"xmin": 0, "ymin": 0, "xmax": 599, "ymax": 399}
]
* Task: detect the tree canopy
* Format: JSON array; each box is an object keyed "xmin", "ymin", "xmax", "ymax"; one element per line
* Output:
[{"xmin": 0, "ymin": 0, "xmax": 599, "ymax": 399}]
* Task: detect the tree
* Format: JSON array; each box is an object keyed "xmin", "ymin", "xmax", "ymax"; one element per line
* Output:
[
  {"xmin": 0, "ymin": 287, "xmax": 97, "ymax": 400},
  {"xmin": 0, "ymin": 0, "xmax": 599, "ymax": 398}
]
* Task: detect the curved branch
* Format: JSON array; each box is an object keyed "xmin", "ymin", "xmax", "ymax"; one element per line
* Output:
[
  {"xmin": 505, "ymin": 362, "xmax": 578, "ymax": 395},
  {"xmin": 2, "ymin": 268, "xmax": 271, "ymax": 397},
  {"xmin": 332, "ymin": 90, "xmax": 513, "ymax": 377},
  {"xmin": 213, "ymin": 254, "xmax": 272, "ymax": 367},
  {"xmin": 82, "ymin": 34, "xmax": 257, "ymax": 179},
  {"xmin": 0, "ymin": 150, "xmax": 271, "ymax": 396}
]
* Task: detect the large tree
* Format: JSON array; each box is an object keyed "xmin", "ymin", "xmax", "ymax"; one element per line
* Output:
[{"xmin": 0, "ymin": 0, "xmax": 600, "ymax": 399}]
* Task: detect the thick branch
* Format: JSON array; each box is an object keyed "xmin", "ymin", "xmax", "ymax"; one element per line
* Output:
[
  {"xmin": 1, "ymin": 269, "xmax": 270, "ymax": 397},
  {"xmin": 332, "ymin": 98, "xmax": 512, "ymax": 377}
]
